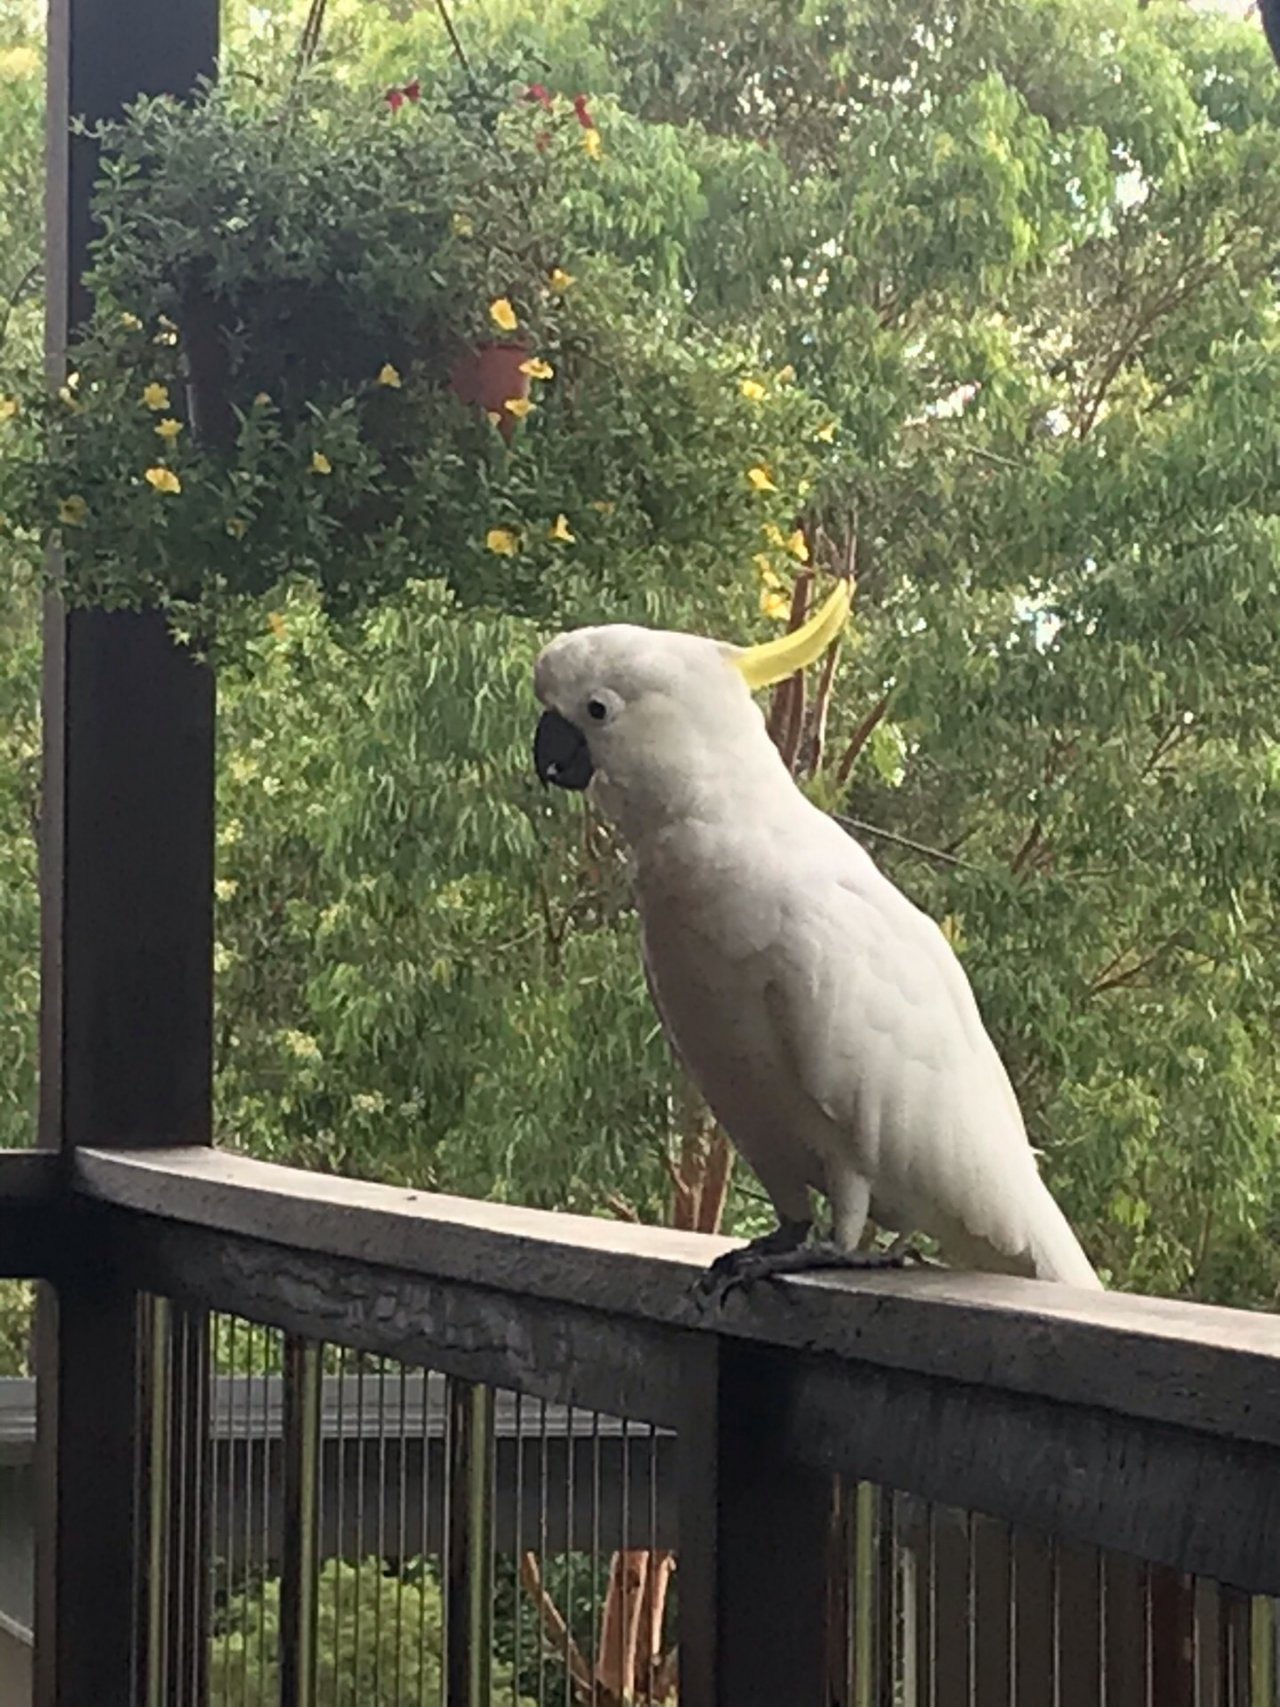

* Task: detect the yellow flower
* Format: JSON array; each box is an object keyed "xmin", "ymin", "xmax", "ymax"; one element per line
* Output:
[
  {"xmin": 548, "ymin": 267, "xmax": 576, "ymax": 292},
  {"xmin": 787, "ymin": 529, "xmax": 810, "ymax": 563},
  {"xmin": 0, "ymin": 397, "xmax": 18, "ymax": 421},
  {"xmin": 548, "ymin": 513, "xmax": 575, "ymax": 543},
  {"xmin": 311, "ymin": 452, "xmax": 332, "ymax": 475},
  {"xmin": 225, "ymin": 517, "xmax": 248, "ymax": 539},
  {"xmin": 486, "ymin": 527, "xmax": 520, "ymax": 557},
  {"xmin": 154, "ymin": 417, "xmax": 183, "ymax": 441},
  {"xmin": 582, "ymin": 128, "xmax": 603, "ymax": 161},
  {"xmin": 486, "ymin": 410, "xmax": 503, "ymax": 428},
  {"xmin": 740, "ymin": 378, "xmax": 767, "ymax": 402},
  {"xmin": 520, "ymin": 357, "xmax": 555, "ymax": 381},
  {"xmin": 775, "ymin": 364, "xmax": 796, "ymax": 385},
  {"xmin": 591, "ymin": 499, "xmax": 616, "ymax": 514},
  {"xmin": 144, "ymin": 466, "xmax": 181, "ymax": 494},
  {"xmin": 120, "ymin": 311, "xmax": 143, "ymax": 331},
  {"xmin": 452, "ymin": 211, "xmax": 474, "ymax": 237},
  {"xmin": 377, "ymin": 363, "xmax": 402, "ymax": 388},
  {"xmin": 747, "ymin": 464, "xmax": 777, "ymax": 493},
  {"xmin": 760, "ymin": 587, "xmax": 790, "ymax": 621},
  {"xmin": 762, "ymin": 522, "xmax": 786, "ymax": 548},
  {"xmin": 253, "ymin": 392, "xmax": 271, "ymax": 407},
  {"xmin": 754, "ymin": 553, "xmax": 781, "ymax": 584},
  {"xmin": 489, "ymin": 297, "xmax": 518, "ymax": 333},
  {"xmin": 142, "ymin": 382, "xmax": 170, "ymax": 411},
  {"xmin": 154, "ymin": 327, "xmax": 178, "ymax": 346},
  {"xmin": 268, "ymin": 612, "xmax": 288, "ymax": 639},
  {"xmin": 64, "ymin": 371, "xmax": 80, "ymax": 392},
  {"xmin": 504, "ymin": 396, "xmax": 535, "ymax": 420},
  {"xmin": 58, "ymin": 495, "xmax": 88, "ymax": 526},
  {"xmin": 815, "ymin": 421, "xmax": 837, "ymax": 443}
]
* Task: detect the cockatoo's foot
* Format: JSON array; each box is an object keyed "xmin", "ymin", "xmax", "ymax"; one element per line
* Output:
[{"xmin": 695, "ymin": 1224, "xmax": 910, "ymax": 1306}]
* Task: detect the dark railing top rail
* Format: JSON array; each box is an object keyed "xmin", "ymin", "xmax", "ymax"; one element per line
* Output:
[
  {"xmin": 69, "ymin": 1143, "xmax": 1280, "ymax": 1450},
  {"xmin": 9, "ymin": 1143, "xmax": 1280, "ymax": 1593}
]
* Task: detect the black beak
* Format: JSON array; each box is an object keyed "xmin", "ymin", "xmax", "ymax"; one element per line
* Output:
[{"xmin": 534, "ymin": 710, "xmax": 595, "ymax": 791}]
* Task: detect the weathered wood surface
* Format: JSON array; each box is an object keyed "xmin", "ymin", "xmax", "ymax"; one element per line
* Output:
[
  {"xmin": 101, "ymin": 1210, "xmax": 686, "ymax": 1427},
  {"xmin": 75, "ymin": 1146, "xmax": 1280, "ymax": 1451},
  {"xmin": 774, "ymin": 1346, "xmax": 1280, "ymax": 1597}
]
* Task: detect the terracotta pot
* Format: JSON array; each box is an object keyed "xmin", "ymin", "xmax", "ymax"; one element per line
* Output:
[{"xmin": 448, "ymin": 341, "xmax": 531, "ymax": 442}]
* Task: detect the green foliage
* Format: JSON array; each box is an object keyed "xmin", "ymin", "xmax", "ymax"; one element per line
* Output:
[
  {"xmin": 210, "ymin": 1557, "xmax": 536, "ymax": 1706},
  {"xmin": 1, "ymin": 0, "xmax": 1280, "ymax": 1322}
]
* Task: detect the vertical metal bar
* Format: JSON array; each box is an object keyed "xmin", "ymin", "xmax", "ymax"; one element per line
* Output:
[
  {"xmin": 396, "ymin": 1364, "xmax": 409, "ymax": 1706},
  {"xmin": 239, "ymin": 1326, "xmax": 254, "ymax": 1707},
  {"xmin": 375, "ymin": 1358, "xmax": 388, "ymax": 1701},
  {"xmin": 538, "ymin": 1397, "xmax": 550, "ymax": 1707},
  {"xmin": 281, "ymin": 1337, "xmax": 321, "ymax": 1707},
  {"xmin": 445, "ymin": 1378, "xmax": 495, "ymax": 1707},
  {"xmin": 354, "ymin": 1358, "xmax": 367, "ymax": 1695},
  {"xmin": 146, "ymin": 1297, "xmax": 172, "ymax": 1707},
  {"xmin": 419, "ymin": 1369, "xmax": 433, "ymax": 1707},
  {"xmin": 334, "ymin": 1351, "xmax": 347, "ymax": 1707},
  {"xmin": 1250, "ymin": 1598, "xmax": 1275, "ymax": 1707},
  {"xmin": 257, "ymin": 1330, "xmax": 272, "ymax": 1706},
  {"xmin": 590, "ymin": 1410, "xmax": 601, "ymax": 1707},
  {"xmin": 1219, "ymin": 1586, "xmax": 1253, "ymax": 1707},
  {"xmin": 1152, "ymin": 1566, "xmax": 1197, "ymax": 1707},
  {"xmin": 513, "ymin": 1391, "xmax": 525, "ymax": 1707},
  {"xmin": 163, "ymin": 1306, "xmax": 210, "ymax": 1707}
]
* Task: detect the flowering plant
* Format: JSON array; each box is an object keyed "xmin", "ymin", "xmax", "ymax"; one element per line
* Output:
[
  {"xmin": 0, "ymin": 63, "xmax": 837, "ymax": 641},
  {"xmin": 0, "ymin": 67, "xmax": 615, "ymax": 617}
]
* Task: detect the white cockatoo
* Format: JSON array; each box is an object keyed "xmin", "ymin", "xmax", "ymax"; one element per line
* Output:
[{"xmin": 532, "ymin": 584, "xmax": 1100, "ymax": 1292}]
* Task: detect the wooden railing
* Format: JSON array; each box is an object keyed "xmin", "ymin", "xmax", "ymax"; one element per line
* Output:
[{"xmin": 8, "ymin": 1142, "xmax": 1280, "ymax": 1704}]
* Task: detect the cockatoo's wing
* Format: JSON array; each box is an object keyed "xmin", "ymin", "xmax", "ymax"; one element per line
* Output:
[{"xmin": 757, "ymin": 845, "xmax": 1100, "ymax": 1288}]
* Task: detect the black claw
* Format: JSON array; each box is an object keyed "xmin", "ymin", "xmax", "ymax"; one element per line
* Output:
[{"xmin": 694, "ymin": 1236, "xmax": 915, "ymax": 1308}]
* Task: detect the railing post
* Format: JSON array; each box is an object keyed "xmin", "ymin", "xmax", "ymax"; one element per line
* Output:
[
  {"xmin": 677, "ymin": 1337, "xmax": 832, "ymax": 1707},
  {"xmin": 35, "ymin": 6, "xmax": 218, "ymax": 1705},
  {"xmin": 445, "ymin": 1377, "xmax": 495, "ymax": 1707},
  {"xmin": 281, "ymin": 1337, "xmax": 322, "ymax": 1707}
]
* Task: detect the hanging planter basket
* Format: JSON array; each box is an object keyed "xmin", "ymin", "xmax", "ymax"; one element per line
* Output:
[{"xmin": 447, "ymin": 341, "xmax": 532, "ymax": 443}]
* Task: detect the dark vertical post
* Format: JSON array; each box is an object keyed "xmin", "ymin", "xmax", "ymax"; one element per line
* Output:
[
  {"xmin": 281, "ymin": 1337, "xmax": 322, "ymax": 1707},
  {"xmin": 677, "ymin": 1339, "xmax": 831, "ymax": 1707},
  {"xmin": 35, "ymin": 5, "xmax": 218, "ymax": 1705},
  {"xmin": 445, "ymin": 1378, "xmax": 495, "ymax": 1707}
]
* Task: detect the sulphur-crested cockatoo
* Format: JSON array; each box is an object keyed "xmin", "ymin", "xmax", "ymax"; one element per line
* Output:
[{"xmin": 532, "ymin": 585, "xmax": 1100, "ymax": 1292}]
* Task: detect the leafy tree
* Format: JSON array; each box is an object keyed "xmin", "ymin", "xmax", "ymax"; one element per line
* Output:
[{"xmin": 1, "ymin": 0, "xmax": 1279, "ymax": 1326}]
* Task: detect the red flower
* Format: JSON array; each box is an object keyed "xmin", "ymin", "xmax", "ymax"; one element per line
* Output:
[
  {"xmin": 403, "ymin": 79, "xmax": 421, "ymax": 102},
  {"xmin": 573, "ymin": 93, "xmax": 595, "ymax": 129},
  {"xmin": 525, "ymin": 82, "xmax": 553, "ymax": 111},
  {"xmin": 384, "ymin": 86, "xmax": 406, "ymax": 111}
]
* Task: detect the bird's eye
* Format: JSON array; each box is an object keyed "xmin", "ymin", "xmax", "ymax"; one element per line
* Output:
[{"xmin": 587, "ymin": 697, "xmax": 608, "ymax": 722}]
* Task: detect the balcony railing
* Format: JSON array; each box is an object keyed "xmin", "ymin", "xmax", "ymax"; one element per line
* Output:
[{"xmin": 8, "ymin": 1142, "xmax": 1280, "ymax": 1704}]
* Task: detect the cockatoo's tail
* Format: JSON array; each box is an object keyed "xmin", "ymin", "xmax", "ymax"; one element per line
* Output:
[{"xmin": 729, "ymin": 581, "xmax": 852, "ymax": 691}]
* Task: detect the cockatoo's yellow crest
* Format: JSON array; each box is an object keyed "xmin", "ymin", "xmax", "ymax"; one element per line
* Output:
[{"xmin": 731, "ymin": 581, "xmax": 852, "ymax": 692}]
